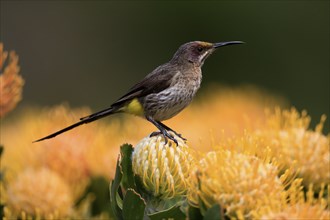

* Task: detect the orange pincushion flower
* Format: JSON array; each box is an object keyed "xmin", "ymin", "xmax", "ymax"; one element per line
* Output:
[
  {"xmin": 0, "ymin": 43, "xmax": 24, "ymax": 117},
  {"xmin": 1, "ymin": 105, "xmax": 96, "ymax": 198},
  {"xmin": 5, "ymin": 168, "xmax": 74, "ymax": 219}
]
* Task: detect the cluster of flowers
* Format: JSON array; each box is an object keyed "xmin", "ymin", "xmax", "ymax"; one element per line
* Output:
[
  {"xmin": 132, "ymin": 108, "xmax": 329, "ymax": 219},
  {"xmin": 0, "ymin": 43, "xmax": 328, "ymax": 219}
]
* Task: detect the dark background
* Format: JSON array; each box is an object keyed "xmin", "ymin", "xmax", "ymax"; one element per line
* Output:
[{"xmin": 1, "ymin": 1, "xmax": 329, "ymax": 131}]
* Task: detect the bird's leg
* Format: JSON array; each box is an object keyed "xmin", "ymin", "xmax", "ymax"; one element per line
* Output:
[
  {"xmin": 146, "ymin": 116, "xmax": 178, "ymax": 145},
  {"xmin": 156, "ymin": 121, "xmax": 187, "ymax": 141}
]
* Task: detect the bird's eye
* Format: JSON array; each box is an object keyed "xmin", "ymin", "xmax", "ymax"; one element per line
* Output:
[{"xmin": 197, "ymin": 47, "xmax": 203, "ymax": 52}]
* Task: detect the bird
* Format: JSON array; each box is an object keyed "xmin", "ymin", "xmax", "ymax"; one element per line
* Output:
[{"xmin": 34, "ymin": 40, "xmax": 243, "ymax": 145}]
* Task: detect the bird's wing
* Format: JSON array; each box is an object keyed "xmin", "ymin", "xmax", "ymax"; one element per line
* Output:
[
  {"xmin": 79, "ymin": 64, "xmax": 177, "ymax": 121},
  {"xmin": 112, "ymin": 64, "xmax": 178, "ymax": 106}
]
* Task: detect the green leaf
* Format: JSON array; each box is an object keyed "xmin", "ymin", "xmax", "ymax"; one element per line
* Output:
[
  {"xmin": 134, "ymin": 173, "xmax": 147, "ymax": 196},
  {"xmin": 90, "ymin": 177, "xmax": 113, "ymax": 216},
  {"xmin": 120, "ymin": 144, "xmax": 136, "ymax": 191},
  {"xmin": 0, "ymin": 145, "xmax": 3, "ymax": 181},
  {"xmin": 188, "ymin": 205, "xmax": 203, "ymax": 220},
  {"xmin": 148, "ymin": 205, "xmax": 186, "ymax": 220},
  {"xmin": 122, "ymin": 188, "xmax": 146, "ymax": 220},
  {"xmin": 0, "ymin": 204, "xmax": 4, "ymax": 220},
  {"xmin": 203, "ymin": 204, "xmax": 223, "ymax": 220},
  {"xmin": 75, "ymin": 176, "xmax": 113, "ymax": 217},
  {"xmin": 196, "ymin": 174, "xmax": 208, "ymax": 215},
  {"xmin": 146, "ymin": 196, "xmax": 185, "ymax": 212},
  {"xmin": 110, "ymin": 156, "xmax": 123, "ymax": 220}
]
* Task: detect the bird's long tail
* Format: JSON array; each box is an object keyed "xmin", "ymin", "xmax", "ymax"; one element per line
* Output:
[{"xmin": 33, "ymin": 107, "xmax": 117, "ymax": 142}]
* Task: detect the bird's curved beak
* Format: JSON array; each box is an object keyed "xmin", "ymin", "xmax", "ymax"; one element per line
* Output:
[{"xmin": 213, "ymin": 41, "xmax": 244, "ymax": 48}]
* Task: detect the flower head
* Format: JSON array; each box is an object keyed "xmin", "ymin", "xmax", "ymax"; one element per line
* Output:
[
  {"xmin": 1, "ymin": 105, "xmax": 99, "ymax": 198},
  {"xmin": 0, "ymin": 43, "xmax": 24, "ymax": 117},
  {"xmin": 260, "ymin": 204, "xmax": 330, "ymax": 220},
  {"xmin": 255, "ymin": 108, "xmax": 330, "ymax": 190},
  {"xmin": 256, "ymin": 179, "xmax": 329, "ymax": 220},
  {"xmin": 5, "ymin": 168, "xmax": 74, "ymax": 219},
  {"xmin": 1, "ymin": 104, "xmax": 121, "ymax": 218},
  {"xmin": 188, "ymin": 149, "xmax": 289, "ymax": 218},
  {"xmin": 132, "ymin": 132, "xmax": 193, "ymax": 199}
]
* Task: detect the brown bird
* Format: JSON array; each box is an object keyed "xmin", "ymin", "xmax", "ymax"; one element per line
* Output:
[{"xmin": 34, "ymin": 41, "xmax": 243, "ymax": 144}]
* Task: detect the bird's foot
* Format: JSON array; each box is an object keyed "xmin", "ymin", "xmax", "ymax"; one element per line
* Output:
[
  {"xmin": 151, "ymin": 131, "xmax": 186, "ymax": 142},
  {"xmin": 150, "ymin": 131, "xmax": 178, "ymax": 146}
]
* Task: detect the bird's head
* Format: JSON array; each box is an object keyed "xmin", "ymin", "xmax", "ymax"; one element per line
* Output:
[{"xmin": 171, "ymin": 41, "xmax": 244, "ymax": 67}]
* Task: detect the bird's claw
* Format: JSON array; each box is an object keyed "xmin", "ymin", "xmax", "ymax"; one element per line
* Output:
[
  {"xmin": 168, "ymin": 131, "xmax": 187, "ymax": 142},
  {"xmin": 150, "ymin": 131, "xmax": 161, "ymax": 138},
  {"xmin": 174, "ymin": 132, "xmax": 187, "ymax": 141},
  {"xmin": 166, "ymin": 133, "xmax": 178, "ymax": 146},
  {"xmin": 149, "ymin": 131, "xmax": 179, "ymax": 146}
]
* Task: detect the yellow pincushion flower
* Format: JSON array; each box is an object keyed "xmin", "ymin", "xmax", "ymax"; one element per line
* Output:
[
  {"xmin": 188, "ymin": 150, "xmax": 289, "ymax": 218},
  {"xmin": 256, "ymin": 180, "xmax": 329, "ymax": 220},
  {"xmin": 132, "ymin": 132, "xmax": 193, "ymax": 199},
  {"xmin": 4, "ymin": 168, "xmax": 74, "ymax": 219},
  {"xmin": 260, "ymin": 204, "xmax": 330, "ymax": 220},
  {"xmin": 255, "ymin": 108, "xmax": 329, "ymax": 190}
]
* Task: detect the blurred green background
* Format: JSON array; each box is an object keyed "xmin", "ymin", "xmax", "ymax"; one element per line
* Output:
[{"xmin": 1, "ymin": 1, "xmax": 329, "ymax": 131}]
